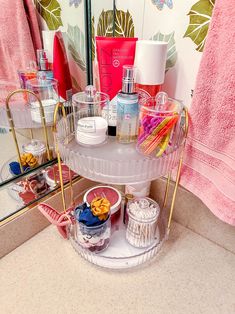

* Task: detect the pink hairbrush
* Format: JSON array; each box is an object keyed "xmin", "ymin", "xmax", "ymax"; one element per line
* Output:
[{"xmin": 38, "ymin": 203, "xmax": 75, "ymax": 239}]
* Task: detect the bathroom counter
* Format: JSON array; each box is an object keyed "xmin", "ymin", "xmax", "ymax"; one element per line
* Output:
[{"xmin": 1, "ymin": 222, "xmax": 235, "ymax": 314}]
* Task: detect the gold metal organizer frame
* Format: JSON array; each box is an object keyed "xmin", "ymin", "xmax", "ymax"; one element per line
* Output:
[{"xmin": 52, "ymin": 103, "xmax": 189, "ymax": 232}]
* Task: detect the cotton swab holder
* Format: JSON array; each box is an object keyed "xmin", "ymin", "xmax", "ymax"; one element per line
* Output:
[
  {"xmin": 126, "ymin": 197, "xmax": 160, "ymax": 248},
  {"xmin": 136, "ymin": 92, "xmax": 183, "ymax": 158}
]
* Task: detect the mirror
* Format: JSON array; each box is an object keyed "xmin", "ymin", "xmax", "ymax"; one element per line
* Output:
[{"xmin": 0, "ymin": 0, "xmax": 89, "ymax": 221}]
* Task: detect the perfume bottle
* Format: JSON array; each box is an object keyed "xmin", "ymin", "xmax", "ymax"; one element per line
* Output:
[
  {"xmin": 117, "ymin": 66, "xmax": 139, "ymax": 143},
  {"xmin": 37, "ymin": 49, "xmax": 53, "ymax": 79}
]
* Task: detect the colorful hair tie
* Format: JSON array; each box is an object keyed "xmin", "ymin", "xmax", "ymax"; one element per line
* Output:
[
  {"xmin": 20, "ymin": 153, "xmax": 38, "ymax": 168},
  {"xmin": 91, "ymin": 197, "xmax": 110, "ymax": 221}
]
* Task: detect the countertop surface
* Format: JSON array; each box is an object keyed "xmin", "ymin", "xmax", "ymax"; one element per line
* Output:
[{"xmin": 0, "ymin": 222, "xmax": 235, "ymax": 314}]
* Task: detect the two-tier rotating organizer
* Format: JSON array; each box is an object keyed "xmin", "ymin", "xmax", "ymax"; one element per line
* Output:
[{"xmin": 47, "ymin": 88, "xmax": 189, "ymax": 270}]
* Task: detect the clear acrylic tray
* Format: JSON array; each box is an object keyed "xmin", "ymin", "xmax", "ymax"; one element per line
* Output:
[
  {"xmin": 0, "ymin": 156, "xmax": 15, "ymax": 182},
  {"xmin": 69, "ymin": 221, "xmax": 168, "ymax": 269},
  {"xmin": 56, "ymin": 114, "xmax": 185, "ymax": 185},
  {"xmin": 68, "ymin": 188, "xmax": 168, "ymax": 269}
]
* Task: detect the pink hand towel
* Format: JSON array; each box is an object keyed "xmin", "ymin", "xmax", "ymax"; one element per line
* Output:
[
  {"xmin": 180, "ymin": 0, "xmax": 235, "ymax": 225},
  {"xmin": 0, "ymin": 0, "xmax": 42, "ymax": 103}
]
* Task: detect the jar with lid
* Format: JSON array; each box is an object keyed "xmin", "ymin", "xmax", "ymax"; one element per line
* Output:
[
  {"xmin": 126, "ymin": 197, "xmax": 160, "ymax": 248},
  {"xmin": 136, "ymin": 92, "xmax": 183, "ymax": 158},
  {"xmin": 26, "ymin": 74, "xmax": 58, "ymax": 124},
  {"xmin": 72, "ymin": 85, "xmax": 109, "ymax": 146},
  {"xmin": 22, "ymin": 139, "xmax": 47, "ymax": 165}
]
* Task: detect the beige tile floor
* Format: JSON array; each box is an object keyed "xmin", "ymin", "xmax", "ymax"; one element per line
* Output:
[{"xmin": 0, "ymin": 222, "xmax": 235, "ymax": 314}]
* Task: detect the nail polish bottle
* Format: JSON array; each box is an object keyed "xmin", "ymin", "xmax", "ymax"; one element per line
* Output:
[{"xmin": 116, "ymin": 66, "xmax": 139, "ymax": 144}]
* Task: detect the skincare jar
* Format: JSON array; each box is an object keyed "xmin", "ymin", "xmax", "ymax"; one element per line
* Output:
[
  {"xmin": 22, "ymin": 140, "xmax": 47, "ymax": 165},
  {"xmin": 126, "ymin": 197, "xmax": 160, "ymax": 248},
  {"xmin": 26, "ymin": 75, "xmax": 58, "ymax": 124},
  {"xmin": 72, "ymin": 85, "xmax": 109, "ymax": 146},
  {"xmin": 83, "ymin": 186, "xmax": 122, "ymax": 224},
  {"xmin": 44, "ymin": 164, "xmax": 77, "ymax": 187},
  {"xmin": 136, "ymin": 92, "xmax": 183, "ymax": 158}
]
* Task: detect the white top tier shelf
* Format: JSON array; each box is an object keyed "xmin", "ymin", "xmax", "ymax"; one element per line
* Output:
[{"xmin": 56, "ymin": 115, "xmax": 185, "ymax": 185}]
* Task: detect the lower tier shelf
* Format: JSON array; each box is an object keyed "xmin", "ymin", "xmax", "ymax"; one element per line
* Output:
[
  {"xmin": 68, "ymin": 187, "xmax": 168, "ymax": 269},
  {"xmin": 69, "ymin": 221, "xmax": 168, "ymax": 269}
]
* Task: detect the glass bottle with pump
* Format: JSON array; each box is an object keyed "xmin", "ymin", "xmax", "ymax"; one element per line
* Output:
[
  {"xmin": 37, "ymin": 49, "xmax": 53, "ymax": 79},
  {"xmin": 117, "ymin": 66, "xmax": 139, "ymax": 143}
]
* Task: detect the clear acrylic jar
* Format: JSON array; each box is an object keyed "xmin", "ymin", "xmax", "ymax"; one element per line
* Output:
[
  {"xmin": 136, "ymin": 92, "xmax": 183, "ymax": 158},
  {"xmin": 26, "ymin": 75, "xmax": 58, "ymax": 124},
  {"xmin": 72, "ymin": 85, "xmax": 109, "ymax": 146},
  {"xmin": 126, "ymin": 197, "xmax": 160, "ymax": 248},
  {"xmin": 75, "ymin": 214, "xmax": 111, "ymax": 253},
  {"xmin": 22, "ymin": 139, "xmax": 47, "ymax": 165}
]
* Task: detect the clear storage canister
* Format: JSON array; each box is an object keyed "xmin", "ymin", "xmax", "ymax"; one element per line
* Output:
[
  {"xmin": 126, "ymin": 197, "xmax": 160, "ymax": 248},
  {"xmin": 75, "ymin": 214, "xmax": 111, "ymax": 253},
  {"xmin": 26, "ymin": 74, "xmax": 58, "ymax": 124},
  {"xmin": 22, "ymin": 139, "xmax": 47, "ymax": 165},
  {"xmin": 72, "ymin": 85, "xmax": 109, "ymax": 147},
  {"xmin": 136, "ymin": 92, "xmax": 183, "ymax": 158}
]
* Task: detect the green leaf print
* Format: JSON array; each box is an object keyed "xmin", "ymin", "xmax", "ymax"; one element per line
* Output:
[
  {"xmin": 67, "ymin": 24, "xmax": 86, "ymax": 72},
  {"xmin": 97, "ymin": 9, "xmax": 135, "ymax": 37},
  {"xmin": 184, "ymin": 0, "xmax": 215, "ymax": 52},
  {"xmin": 34, "ymin": 0, "xmax": 63, "ymax": 30},
  {"xmin": 150, "ymin": 31, "xmax": 177, "ymax": 71},
  {"xmin": 97, "ymin": 10, "xmax": 114, "ymax": 37},
  {"xmin": 115, "ymin": 9, "xmax": 135, "ymax": 37}
]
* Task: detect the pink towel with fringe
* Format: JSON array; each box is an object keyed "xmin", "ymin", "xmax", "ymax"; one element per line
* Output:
[
  {"xmin": 0, "ymin": 0, "xmax": 42, "ymax": 102},
  {"xmin": 180, "ymin": 0, "xmax": 235, "ymax": 225}
]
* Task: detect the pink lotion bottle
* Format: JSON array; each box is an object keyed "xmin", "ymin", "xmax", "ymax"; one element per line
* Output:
[{"xmin": 134, "ymin": 40, "xmax": 168, "ymax": 103}]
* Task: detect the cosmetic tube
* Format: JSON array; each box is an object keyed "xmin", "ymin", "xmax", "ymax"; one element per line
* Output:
[
  {"xmin": 53, "ymin": 31, "xmax": 73, "ymax": 107},
  {"xmin": 134, "ymin": 40, "xmax": 167, "ymax": 103},
  {"xmin": 96, "ymin": 37, "xmax": 137, "ymax": 136}
]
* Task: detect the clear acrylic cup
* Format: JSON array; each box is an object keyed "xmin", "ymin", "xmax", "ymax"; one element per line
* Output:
[
  {"xmin": 75, "ymin": 214, "xmax": 111, "ymax": 253},
  {"xmin": 22, "ymin": 139, "xmax": 47, "ymax": 165},
  {"xmin": 72, "ymin": 85, "xmax": 109, "ymax": 147},
  {"xmin": 136, "ymin": 93, "xmax": 183, "ymax": 158},
  {"xmin": 126, "ymin": 197, "xmax": 160, "ymax": 248},
  {"xmin": 26, "ymin": 75, "xmax": 58, "ymax": 124}
]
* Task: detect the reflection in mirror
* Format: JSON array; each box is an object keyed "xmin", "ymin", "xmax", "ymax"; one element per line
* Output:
[
  {"xmin": 0, "ymin": 159, "xmax": 78, "ymax": 222},
  {"xmin": 0, "ymin": 0, "xmax": 88, "ymax": 220}
]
